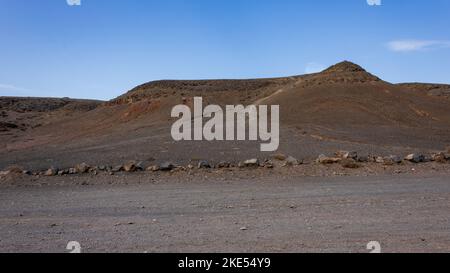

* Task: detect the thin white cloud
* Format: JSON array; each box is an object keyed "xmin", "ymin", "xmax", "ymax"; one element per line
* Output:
[
  {"xmin": 367, "ymin": 0, "xmax": 381, "ymax": 6},
  {"xmin": 387, "ymin": 40, "xmax": 450, "ymax": 52},
  {"xmin": 305, "ymin": 62, "xmax": 326, "ymax": 74}
]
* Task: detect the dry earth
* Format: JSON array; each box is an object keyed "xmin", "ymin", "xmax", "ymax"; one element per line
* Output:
[
  {"xmin": 1, "ymin": 61, "xmax": 450, "ymax": 253},
  {"xmin": 1, "ymin": 167, "xmax": 450, "ymax": 253}
]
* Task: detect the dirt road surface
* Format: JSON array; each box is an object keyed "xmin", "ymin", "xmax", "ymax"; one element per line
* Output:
[{"xmin": 1, "ymin": 173, "xmax": 449, "ymax": 253}]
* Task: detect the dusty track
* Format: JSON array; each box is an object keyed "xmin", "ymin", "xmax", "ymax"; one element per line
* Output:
[{"xmin": 1, "ymin": 172, "xmax": 449, "ymax": 253}]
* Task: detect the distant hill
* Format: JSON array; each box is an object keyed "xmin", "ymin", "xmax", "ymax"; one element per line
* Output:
[{"xmin": 2, "ymin": 61, "xmax": 450, "ymax": 170}]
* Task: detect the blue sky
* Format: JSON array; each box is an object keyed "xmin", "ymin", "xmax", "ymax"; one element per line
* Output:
[{"xmin": 1, "ymin": 0, "xmax": 449, "ymax": 100}]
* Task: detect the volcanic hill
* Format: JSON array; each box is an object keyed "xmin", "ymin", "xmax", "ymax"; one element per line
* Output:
[{"xmin": 1, "ymin": 61, "xmax": 450, "ymax": 170}]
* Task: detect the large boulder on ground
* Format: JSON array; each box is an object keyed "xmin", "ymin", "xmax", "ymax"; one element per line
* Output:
[
  {"xmin": 159, "ymin": 162, "xmax": 175, "ymax": 171},
  {"xmin": 357, "ymin": 156, "xmax": 369, "ymax": 163},
  {"xmin": 317, "ymin": 154, "xmax": 341, "ymax": 164},
  {"xmin": 111, "ymin": 165, "xmax": 124, "ymax": 172},
  {"xmin": 404, "ymin": 154, "xmax": 425, "ymax": 163},
  {"xmin": 375, "ymin": 157, "xmax": 385, "ymax": 164},
  {"xmin": 147, "ymin": 165, "xmax": 160, "ymax": 172},
  {"xmin": 75, "ymin": 163, "xmax": 91, "ymax": 174},
  {"xmin": 382, "ymin": 155, "xmax": 403, "ymax": 165},
  {"xmin": 431, "ymin": 152, "xmax": 447, "ymax": 163},
  {"xmin": 44, "ymin": 168, "xmax": 58, "ymax": 176},
  {"xmin": 123, "ymin": 161, "xmax": 143, "ymax": 172},
  {"xmin": 284, "ymin": 156, "xmax": 301, "ymax": 166},
  {"xmin": 198, "ymin": 161, "xmax": 212, "ymax": 169},
  {"xmin": 335, "ymin": 151, "xmax": 358, "ymax": 160},
  {"xmin": 262, "ymin": 159, "xmax": 274, "ymax": 169},
  {"xmin": 57, "ymin": 169, "xmax": 69, "ymax": 176},
  {"xmin": 240, "ymin": 159, "xmax": 260, "ymax": 168}
]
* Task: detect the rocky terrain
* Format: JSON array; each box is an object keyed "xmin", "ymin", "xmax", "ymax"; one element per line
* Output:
[
  {"xmin": 1, "ymin": 171, "xmax": 450, "ymax": 253},
  {"xmin": 398, "ymin": 83, "xmax": 450, "ymax": 98},
  {"xmin": 1, "ymin": 61, "xmax": 450, "ymax": 176},
  {"xmin": 0, "ymin": 97, "xmax": 102, "ymax": 137},
  {"xmin": 2, "ymin": 61, "xmax": 450, "ymax": 253}
]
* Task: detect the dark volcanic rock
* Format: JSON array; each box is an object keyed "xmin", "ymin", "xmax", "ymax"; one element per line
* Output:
[
  {"xmin": 197, "ymin": 161, "xmax": 212, "ymax": 169},
  {"xmin": 404, "ymin": 154, "xmax": 425, "ymax": 163},
  {"xmin": 112, "ymin": 165, "xmax": 124, "ymax": 172},
  {"xmin": 383, "ymin": 155, "xmax": 403, "ymax": 165},
  {"xmin": 159, "ymin": 162, "xmax": 175, "ymax": 171}
]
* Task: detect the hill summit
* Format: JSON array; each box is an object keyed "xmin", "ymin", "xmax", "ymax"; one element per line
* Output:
[
  {"xmin": 113, "ymin": 61, "xmax": 382, "ymax": 104},
  {"xmin": 323, "ymin": 61, "xmax": 367, "ymax": 73}
]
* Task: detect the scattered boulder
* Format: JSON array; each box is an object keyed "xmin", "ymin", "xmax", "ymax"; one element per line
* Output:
[
  {"xmin": 69, "ymin": 168, "xmax": 77, "ymax": 175},
  {"xmin": 375, "ymin": 157, "xmax": 385, "ymax": 164},
  {"xmin": 44, "ymin": 168, "xmax": 58, "ymax": 176},
  {"xmin": 317, "ymin": 154, "xmax": 341, "ymax": 164},
  {"xmin": 136, "ymin": 162, "xmax": 144, "ymax": 171},
  {"xmin": 216, "ymin": 162, "xmax": 231, "ymax": 169},
  {"xmin": 262, "ymin": 159, "xmax": 274, "ymax": 169},
  {"xmin": 198, "ymin": 160, "xmax": 212, "ymax": 169},
  {"xmin": 147, "ymin": 165, "xmax": 160, "ymax": 172},
  {"xmin": 404, "ymin": 154, "xmax": 425, "ymax": 163},
  {"xmin": 159, "ymin": 162, "xmax": 175, "ymax": 171},
  {"xmin": 111, "ymin": 165, "xmax": 124, "ymax": 172},
  {"xmin": 340, "ymin": 158, "xmax": 361, "ymax": 169},
  {"xmin": 431, "ymin": 152, "xmax": 447, "ymax": 163},
  {"xmin": 123, "ymin": 161, "xmax": 141, "ymax": 172},
  {"xmin": 367, "ymin": 156, "xmax": 377, "ymax": 163},
  {"xmin": 382, "ymin": 155, "xmax": 403, "ymax": 165},
  {"xmin": 75, "ymin": 163, "xmax": 91, "ymax": 174},
  {"xmin": 240, "ymin": 159, "xmax": 260, "ymax": 168},
  {"xmin": 357, "ymin": 156, "xmax": 369, "ymax": 163},
  {"xmin": 58, "ymin": 169, "xmax": 69, "ymax": 176},
  {"xmin": 335, "ymin": 151, "xmax": 358, "ymax": 160},
  {"xmin": 284, "ymin": 156, "xmax": 300, "ymax": 166},
  {"xmin": 173, "ymin": 166, "xmax": 187, "ymax": 172}
]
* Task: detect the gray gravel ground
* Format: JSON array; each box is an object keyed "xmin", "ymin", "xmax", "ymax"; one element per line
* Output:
[{"xmin": 1, "ymin": 172, "xmax": 449, "ymax": 253}]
